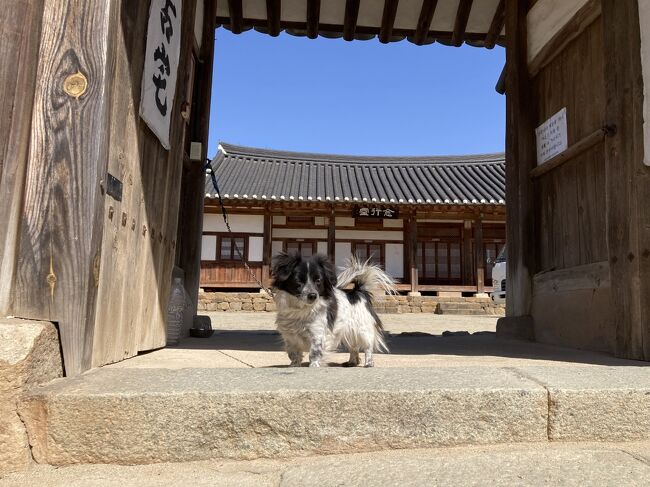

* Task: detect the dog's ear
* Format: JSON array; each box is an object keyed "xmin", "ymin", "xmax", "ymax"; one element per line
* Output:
[
  {"xmin": 314, "ymin": 254, "xmax": 337, "ymax": 290},
  {"xmin": 271, "ymin": 252, "xmax": 301, "ymax": 283}
]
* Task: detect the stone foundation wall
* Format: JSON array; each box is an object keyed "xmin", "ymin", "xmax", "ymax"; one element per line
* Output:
[
  {"xmin": 198, "ymin": 291, "xmax": 505, "ymax": 315},
  {"xmin": 1, "ymin": 319, "xmax": 63, "ymax": 475}
]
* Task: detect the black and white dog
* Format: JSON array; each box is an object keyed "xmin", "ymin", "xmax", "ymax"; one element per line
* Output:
[{"xmin": 271, "ymin": 253, "xmax": 395, "ymax": 367}]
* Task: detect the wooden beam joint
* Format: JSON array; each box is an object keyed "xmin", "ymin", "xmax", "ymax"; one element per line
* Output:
[
  {"xmin": 307, "ymin": 0, "xmax": 321, "ymax": 39},
  {"xmin": 414, "ymin": 0, "xmax": 439, "ymax": 46},
  {"xmin": 452, "ymin": 0, "xmax": 474, "ymax": 47},
  {"xmin": 343, "ymin": 0, "xmax": 360, "ymax": 41},
  {"xmin": 485, "ymin": 0, "xmax": 505, "ymax": 49},
  {"xmin": 379, "ymin": 0, "xmax": 399, "ymax": 44},
  {"xmin": 228, "ymin": 0, "xmax": 243, "ymax": 34}
]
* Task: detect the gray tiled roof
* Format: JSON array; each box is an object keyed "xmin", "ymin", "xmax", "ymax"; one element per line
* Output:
[{"xmin": 205, "ymin": 143, "xmax": 505, "ymax": 206}]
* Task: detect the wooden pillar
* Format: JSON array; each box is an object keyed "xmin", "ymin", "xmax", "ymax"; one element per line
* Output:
[
  {"xmin": 407, "ymin": 213, "xmax": 419, "ymax": 294},
  {"xmin": 474, "ymin": 217, "xmax": 485, "ymax": 293},
  {"xmin": 262, "ymin": 211, "xmax": 272, "ymax": 286},
  {"xmin": 327, "ymin": 206, "xmax": 336, "ymax": 261},
  {"xmin": 504, "ymin": 0, "xmax": 536, "ymax": 317},
  {"xmin": 176, "ymin": 0, "xmax": 217, "ymax": 316},
  {"xmin": 461, "ymin": 220, "xmax": 473, "ymax": 286},
  {"xmin": 602, "ymin": 0, "xmax": 650, "ymax": 360}
]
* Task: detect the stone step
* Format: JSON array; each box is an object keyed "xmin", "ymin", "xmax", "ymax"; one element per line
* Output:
[
  {"xmin": 6, "ymin": 441, "xmax": 650, "ymax": 486},
  {"xmin": 18, "ymin": 366, "xmax": 650, "ymax": 467},
  {"xmin": 437, "ymin": 309, "xmax": 490, "ymax": 316}
]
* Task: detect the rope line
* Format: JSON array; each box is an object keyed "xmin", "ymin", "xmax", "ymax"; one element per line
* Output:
[{"xmin": 205, "ymin": 160, "xmax": 274, "ymax": 297}]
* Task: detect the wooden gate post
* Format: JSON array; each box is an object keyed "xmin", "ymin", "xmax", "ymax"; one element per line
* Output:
[
  {"xmin": 602, "ymin": 0, "xmax": 650, "ymax": 360},
  {"xmin": 176, "ymin": 0, "xmax": 218, "ymax": 315},
  {"xmin": 497, "ymin": 0, "xmax": 537, "ymax": 340}
]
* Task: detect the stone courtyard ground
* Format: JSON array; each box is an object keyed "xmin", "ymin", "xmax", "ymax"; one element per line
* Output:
[
  {"xmin": 7, "ymin": 313, "xmax": 650, "ymax": 485},
  {"xmin": 107, "ymin": 312, "xmax": 644, "ymax": 369}
]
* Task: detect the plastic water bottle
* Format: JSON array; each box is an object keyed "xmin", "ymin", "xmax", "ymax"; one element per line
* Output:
[{"xmin": 167, "ymin": 277, "xmax": 186, "ymax": 346}]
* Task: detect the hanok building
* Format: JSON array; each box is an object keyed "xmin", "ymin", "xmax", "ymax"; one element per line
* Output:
[{"xmin": 201, "ymin": 143, "xmax": 506, "ymax": 295}]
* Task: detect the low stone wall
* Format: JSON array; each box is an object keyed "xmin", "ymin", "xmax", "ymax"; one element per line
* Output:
[
  {"xmin": 198, "ymin": 291, "xmax": 276, "ymax": 312},
  {"xmin": 198, "ymin": 291, "xmax": 505, "ymax": 315}
]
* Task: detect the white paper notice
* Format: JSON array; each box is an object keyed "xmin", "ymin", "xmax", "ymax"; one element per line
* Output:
[
  {"xmin": 140, "ymin": 0, "xmax": 183, "ymax": 150},
  {"xmin": 535, "ymin": 107, "xmax": 568, "ymax": 166}
]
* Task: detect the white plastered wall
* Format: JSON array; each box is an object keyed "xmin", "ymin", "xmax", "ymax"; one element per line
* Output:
[
  {"xmin": 272, "ymin": 228, "xmax": 328, "ymax": 239},
  {"xmin": 383, "ymin": 219, "xmax": 403, "ymax": 228},
  {"xmin": 385, "ymin": 244, "xmax": 404, "ymax": 279},
  {"xmin": 640, "ymin": 1, "xmax": 650, "ymax": 166},
  {"xmin": 249, "ymin": 236, "xmax": 264, "ymax": 261},
  {"xmin": 336, "ymin": 230, "xmax": 403, "ymax": 241},
  {"xmin": 201, "ymin": 235, "xmax": 216, "ymax": 260},
  {"xmin": 272, "ymin": 240, "xmax": 283, "ymax": 255},
  {"xmin": 203, "ymin": 214, "xmax": 264, "ymax": 233},
  {"xmin": 527, "ymin": 0, "xmax": 591, "ymax": 64},
  {"xmin": 335, "ymin": 242, "xmax": 352, "ymax": 269}
]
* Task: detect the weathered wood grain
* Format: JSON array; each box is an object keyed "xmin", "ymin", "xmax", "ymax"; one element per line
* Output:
[
  {"xmin": 92, "ymin": 0, "xmax": 151, "ymax": 367},
  {"xmin": 533, "ymin": 260, "xmax": 610, "ymax": 295},
  {"xmin": 532, "ymin": 17, "xmax": 607, "ymax": 272},
  {"xmin": 0, "ymin": 0, "xmax": 44, "ymax": 314},
  {"xmin": 602, "ymin": 0, "xmax": 650, "ymax": 360},
  {"xmin": 13, "ymin": 0, "xmax": 119, "ymax": 375},
  {"xmin": 92, "ymin": 0, "xmax": 203, "ymax": 366}
]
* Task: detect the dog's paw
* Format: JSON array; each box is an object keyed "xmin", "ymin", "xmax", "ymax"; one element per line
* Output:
[{"xmin": 309, "ymin": 362, "xmax": 321, "ymax": 368}]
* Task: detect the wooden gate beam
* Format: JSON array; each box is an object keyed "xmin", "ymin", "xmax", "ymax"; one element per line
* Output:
[{"xmin": 602, "ymin": 0, "xmax": 650, "ymax": 360}]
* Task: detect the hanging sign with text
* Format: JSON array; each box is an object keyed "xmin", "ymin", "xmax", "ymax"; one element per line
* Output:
[
  {"xmin": 535, "ymin": 107, "xmax": 568, "ymax": 165},
  {"xmin": 140, "ymin": 0, "xmax": 183, "ymax": 150},
  {"xmin": 353, "ymin": 206, "xmax": 399, "ymax": 219}
]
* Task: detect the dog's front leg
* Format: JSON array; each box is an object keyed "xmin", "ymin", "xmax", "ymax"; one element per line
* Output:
[
  {"xmin": 288, "ymin": 350, "xmax": 303, "ymax": 367},
  {"xmin": 309, "ymin": 335, "xmax": 325, "ymax": 367}
]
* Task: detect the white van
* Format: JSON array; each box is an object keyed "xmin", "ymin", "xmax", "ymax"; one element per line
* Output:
[{"xmin": 490, "ymin": 246, "xmax": 506, "ymax": 303}]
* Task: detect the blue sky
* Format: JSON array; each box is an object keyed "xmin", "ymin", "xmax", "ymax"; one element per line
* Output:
[{"xmin": 208, "ymin": 28, "xmax": 505, "ymax": 158}]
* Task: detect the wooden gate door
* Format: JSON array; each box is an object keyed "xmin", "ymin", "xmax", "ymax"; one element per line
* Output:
[
  {"xmin": 1, "ymin": 0, "xmax": 217, "ymax": 375},
  {"xmin": 505, "ymin": 0, "xmax": 650, "ymax": 359}
]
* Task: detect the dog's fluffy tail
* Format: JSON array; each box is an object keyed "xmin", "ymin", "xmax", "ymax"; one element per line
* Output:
[{"xmin": 336, "ymin": 256, "xmax": 397, "ymax": 297}]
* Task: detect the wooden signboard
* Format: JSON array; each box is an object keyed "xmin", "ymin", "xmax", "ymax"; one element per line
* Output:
[{"xmin": 353, "ymin": 206, "xmax": 400, "ymax": 219}]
